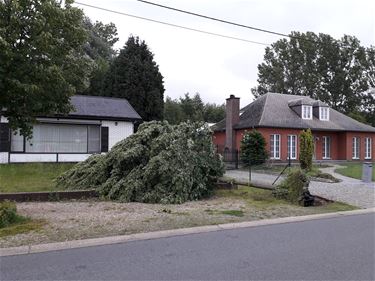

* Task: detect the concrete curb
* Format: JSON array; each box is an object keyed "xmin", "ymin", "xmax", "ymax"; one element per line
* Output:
[{"xmin": 1, "ymin": 208, "xmax": 374, "ymax": 257}]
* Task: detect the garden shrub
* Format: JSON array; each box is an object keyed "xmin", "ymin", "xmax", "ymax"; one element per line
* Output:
[
  {"xmin": 240, "ymin": 130, "xmax": 268, "ymax": 166},
  {"xmin": 56, "ymin": 121, "xmax": 225, "ymax": 204},
  {"xmin": 299, "ymin": 129, "xmax": 314, "ymax": 171},
  {"xmin": 0, "ymin": 201, "xmax": 18, "ymax": 228},
  {"xmin": 275, "ymin": 169, "xmax": 310, "ymax": 203}
]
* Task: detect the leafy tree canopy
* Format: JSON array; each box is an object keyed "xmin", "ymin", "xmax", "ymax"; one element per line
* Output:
[
  {"xmin": 252, "ymin": 32, "xmax": 375, "ymax": 125},
  {"xmin": 80, "ymin": 17, "xmax": 118, "ymax": 96},
  {"xmin": 0, "ymin": 0, "xmax": 90, "ymax": 137},
  {"xmin": 57, "ymin": 121, "xmax": 224, "ymax": 204},
  {"xmin": 102, "ymin": 35, "xmax": 165, "ymax": 121},
  {"xmin": 164, "ymin": 93, "xmax": 225, "ymax": 124}
]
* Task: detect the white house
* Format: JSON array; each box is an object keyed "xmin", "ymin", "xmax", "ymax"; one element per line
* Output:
[{"xmin": 0, "ymin": 95, "xmax": 142, "ymax": 163}]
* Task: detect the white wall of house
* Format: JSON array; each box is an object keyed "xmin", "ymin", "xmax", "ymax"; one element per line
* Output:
[
  {"xmin": 0, "ymin": 116, "xmax": 135, "ymax": 164},
  {"xmin": 102, "ymin": 120, "xmax": 134, "ymax": 150},
  {"xmin": 0, "ymin": 153, "xmax": 8, "ymax": 164}
]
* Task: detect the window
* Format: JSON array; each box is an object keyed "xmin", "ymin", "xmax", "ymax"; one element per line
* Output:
[
  {"xmin": 270, "ymin": 134, "xmax": 280, "ymax": 159},
  {"xmin": 302, "ymin": 105, "xmax": 312, "ymax": 120},
  {"xmin": 365, "ymin": 137, "xmax": 372, "ymax": 159},
  {"xmin": 287, "ymin": 135, "xmax": 297, "ymax": 159},
  {"xmin": 352, "ymin": 137, "xmax": 360, "ymax": 159},
  {"xmin": 11, "ymin": 124, "xmax": 101, "ymax": 153},
  {"xmin": 322, "ymin": 136, "xmax": 331, "ymax": 159},
  {"xmin": 319, "ymin": 107, "xmax": 329, "ymax": 121},
  {"xmin": 10, "ymin": 130, "xmax": 24, "ymax": 152}
]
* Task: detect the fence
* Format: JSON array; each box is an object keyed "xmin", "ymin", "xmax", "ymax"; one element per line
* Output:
[{"xmin": 215, "ymin": 145, "xmax": 292, "ymax": 185}]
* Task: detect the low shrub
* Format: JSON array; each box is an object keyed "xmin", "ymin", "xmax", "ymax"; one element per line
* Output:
[
  {"xmin": 0, "ymin": 201, "xmax": 18, "ymax": 228},
  {"xmin": 275, "ymin": 169, "xmax": 310, "ymax": 203}
]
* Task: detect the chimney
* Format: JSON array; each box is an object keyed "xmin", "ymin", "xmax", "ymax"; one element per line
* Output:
[{"xmin": 225, "ymin": 94, "xmax": 240, "ymax": 151}]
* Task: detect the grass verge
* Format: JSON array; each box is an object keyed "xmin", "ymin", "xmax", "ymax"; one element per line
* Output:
[
  {"xmin": 335, "ymin": 163, "xmax": 374, "ymax": 181},
  {"xmin": 0, "ymin": 217, "xmax": 45, "ymax": 238},
  {"xmin": 0, "ymin": 163, "xmax": 74, "ymax": 193}
]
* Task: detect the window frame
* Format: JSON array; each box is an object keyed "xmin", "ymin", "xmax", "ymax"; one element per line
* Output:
[
  {"xmin": 287, "ymin": 135, "xmax": 297, "ymax": 160},
  {"xmin": 270, "ymin": 134, "xmax": 281, "ymax": 159},
  {"xmin": 322, "ymin": 136, "xmax": 331, "ymax": 159},
  {"xmin": 365, "ymin": 137, "xmax": 372, "ymax": 160},
  {"xmin": 302, "ymin": 105, "xmax": 313, "ymax": 120},
  {"xmin": 319, "ymin": 107, "xmax": 329, "ymax": 121},
  {"xmin": 352, "ymin": 137, "xmax": 360, "ymax": 160},
  {"xmin": 10, "ymin": 123, "xmax": 102, "ymax": 154}
]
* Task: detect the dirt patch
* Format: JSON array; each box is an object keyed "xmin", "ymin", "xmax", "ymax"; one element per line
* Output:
[{"xmin": 0, "ymin": 188, "xmax": 356, "ymax": 248}]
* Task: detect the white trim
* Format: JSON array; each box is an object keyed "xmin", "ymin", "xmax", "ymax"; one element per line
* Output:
[
  {"xmin": 287, "ymin": 135, "xmax": 297, "ymax": 159},
  {"xmin": 302, "ymin": 105, "xmax": 313, "ymax": 120},
  {"xmin": 352, "ymin": 137, "xmax": 360, "ymax": 159},
  {"xmin": 365, "ymin": 137, "xmax": 372, "ymax": 159},
  {"xmin": 270, "ymin": 134, "xmax": 280, "ymax": 159},
  {"xmin": 319, "ymin": 107, "xmax": 329, "ymax": 121},
  {"xmin": 322, "ymin": 136, "xmax": 331, "ymax": 159}
]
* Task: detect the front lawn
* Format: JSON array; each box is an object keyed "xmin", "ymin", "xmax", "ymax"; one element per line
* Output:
[
  {"xmin": 335, "ymin": 163, "xmax": 374, "ymax": 181},
  {"xmin": 0, "ymin": 186, "xmax": 357, "ymax": 248},
  {"xmin": 0, "ymin": 163, "xmax": 75, "ymax": 193}
]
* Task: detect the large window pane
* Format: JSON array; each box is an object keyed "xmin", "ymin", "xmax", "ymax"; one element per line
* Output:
[
  {"xmin": 88, "ymin": 125, "xmax": 100, "ymax": 153},
  {"xmin": 11, "ymin": 130, "xmax": 24, "ymax": 152},
  {"xmin": 25, "ymin": 124, "xmax": 91, "ymax": 153}
]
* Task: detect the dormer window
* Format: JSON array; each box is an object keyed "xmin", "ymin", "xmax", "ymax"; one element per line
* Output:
[
  {"xmin": 319, "ymin": 107, "xmax": 329, "ymax": 121},
  {"xmin": 302, "ymin": 105, "xmax": 312, "ymax": 120}
]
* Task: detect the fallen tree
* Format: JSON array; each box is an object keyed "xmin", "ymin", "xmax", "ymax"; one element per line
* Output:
[{"xmin": 56, "ymin": 121, "xmax": 224, "ymax": 204}]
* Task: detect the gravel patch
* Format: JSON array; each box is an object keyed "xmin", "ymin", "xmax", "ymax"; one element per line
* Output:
[{"xmin": 0, "ymin": 193, "xmax": 345, "ymax": 248}]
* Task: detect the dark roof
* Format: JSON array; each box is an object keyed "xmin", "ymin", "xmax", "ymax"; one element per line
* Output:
[
  {"xmin": 213, "ymin": 93, "xmax": 375, "ymax": 133},
  {"xmin": 66, "ymin": 95, "xmax": 142, "ymax": 121}
]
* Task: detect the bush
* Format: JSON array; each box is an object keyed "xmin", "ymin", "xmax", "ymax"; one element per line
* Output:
[
  {"xmin": 240, "ymin": 130, "xmax": 268, "ymax": 166},
  {"xmin": 56, "ymin": 121, "xmax": 225, "ymax": 204},
  {"xmin": 0, "ymin": 201, "xmax": 18, "ymax": 228},
  {"xmin": 299, "ymin": 129, "xmax": 314, "ymax": 171},
  {"xmin": 275, "ymin": 169, "xmax": 310, "ymax": 203}
]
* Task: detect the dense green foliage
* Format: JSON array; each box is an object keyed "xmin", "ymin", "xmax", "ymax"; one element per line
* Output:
[
  {"xmin": 164, "ymin": 93, "xmax": 225, "ymax": 124},
  {"xmin": 0, "ymin": 201, "xmax": 17, "ymax": 228},
  {"xmin": 273, "ymin": 169, "xmax": 310, "ymax": 203},
  {"xmin": 240, "ymin": 130, "xmax": 268, "ymax": 166},
  {"xmin": 299, "ymin": 129, "xmax": 314, "ymax": 171},
  {"xmin": 56, "ymin": 121, "xmax": 224, "ymax": 204},
  {"xmin": 0, "ymin": 0, "xmax": 90, "ymax": 137},
  {"xmin": 102, "ymin": 36, "xmax": 165, "ymax": 121},
  {"xmin": 252, "ymin": 32, "xmax": 375, "ymax": 126},
  {"xmin": 81, "ymin": 17, "xmax": 119, "ymax": 96}
]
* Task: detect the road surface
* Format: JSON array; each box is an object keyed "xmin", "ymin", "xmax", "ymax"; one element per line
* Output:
[{"xmin": 1, "ymin": 213, "xmax": 374, "ymax": 280}]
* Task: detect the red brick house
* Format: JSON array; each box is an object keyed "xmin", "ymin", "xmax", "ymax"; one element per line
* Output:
[{"xmin": 212, "ymin": 93, "xmax": 375, "ymax": 162}]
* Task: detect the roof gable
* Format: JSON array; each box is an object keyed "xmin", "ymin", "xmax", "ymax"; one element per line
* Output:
[{"xmin": 214, "ymin": 93, "xmax": 375, "ymax": 133}]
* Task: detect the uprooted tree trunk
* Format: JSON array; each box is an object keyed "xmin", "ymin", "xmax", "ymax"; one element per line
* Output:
[{"xmin": 56, "ymin": 121, "xmax": 225, "ymax": 204}]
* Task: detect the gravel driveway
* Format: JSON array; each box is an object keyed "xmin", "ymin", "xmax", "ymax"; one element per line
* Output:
[{"xmin": 225, "ymin": 165, "xmax": 375, "ymax": 208}]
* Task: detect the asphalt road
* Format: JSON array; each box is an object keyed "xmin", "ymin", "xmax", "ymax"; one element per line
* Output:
[{"xmin": 1, "ymin": 213, "xmax": 374, "ymax": 280}]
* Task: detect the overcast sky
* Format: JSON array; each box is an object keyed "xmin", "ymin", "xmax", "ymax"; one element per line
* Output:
[{"xmin": 74, "ymin": 0, "xmax": 374, "ymax": 107}]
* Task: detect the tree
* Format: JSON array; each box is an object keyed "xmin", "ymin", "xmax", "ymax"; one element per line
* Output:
[
  {"xmin": 0, "ymin": 0, "xmax": 90, "ymax": 137},
  {"xmin": 240, "ymin": 130, "xmax": 268, "ymax": 166},
  {"xmin": 80, "ymin": 17, "xmax": 118, "ymax": 96},
  {"xmin": 252, "ymin": 32, "xmax": 374, "ymax": 117},
  {"xmin": 164, "ymin": 93, "xmax": 225, "ymax": 124},
  {"xmin": 102, "ymin": 36, "xmax": 164, "ymax": 121},
  {"xmin": 57, "ymin": 121, "xmax": 224, "ymax": 204},
  {"xmin": 299, "ymin": 129, "xmax": 314, "ymax": 171}
]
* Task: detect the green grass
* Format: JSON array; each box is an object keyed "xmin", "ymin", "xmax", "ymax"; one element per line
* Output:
[
  {"xmin": 220, "ymin": 210, "xmax": 245, "ymax": 217},
  {"xmin": 335, "ymin": 163, "xmax": 375, "ymax": 181},
  {"xmin": 0, "ymin": 218, "xmax": 45, "ymax": 237},
  {"xmin": 215, "ymin": 186, "xmax": 287, "ymax": 208},
  {"xmin": 0, "ymin": 163, "xmax": 75, "ymax": 193}
]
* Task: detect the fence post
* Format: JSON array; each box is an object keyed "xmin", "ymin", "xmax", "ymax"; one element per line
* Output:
[
  {"xmin": 235, "ymin": 149, "xmax": 238, "ymax": 169},
  {"xmin": 248, "ymin": 153, "xmax": 251, "ymax": 186}
]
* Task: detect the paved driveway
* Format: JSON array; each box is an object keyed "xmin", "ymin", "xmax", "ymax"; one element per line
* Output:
[{"xmin": 225, "ymin": 165, "xmax": 375, "ymax": 208}]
